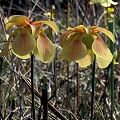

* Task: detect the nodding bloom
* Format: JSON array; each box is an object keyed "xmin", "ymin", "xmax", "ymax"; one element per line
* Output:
[
  {"xmin": 90, "ymin": 0, "xmax": 118, "ymax": 7},
  {"xmin": 0, "ymin": 15, "xmax": 58, "ymax": 63},
  {"xmin": 58, "ymin": 25, "xmax": 115, "ymax": 68}
]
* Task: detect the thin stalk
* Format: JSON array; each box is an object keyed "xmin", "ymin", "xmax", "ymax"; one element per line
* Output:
[
  {"xmin": 82, "ymin": 0, "xmax": 90, "ymax": 24},
  {"xmin": 50, "ymin": 0, "xmax": 56, "ymax": 98},
  {"xmin": 66, "ymin": 2, "xmax": 70, "ymax": 109},
  {"xmin": 76, "ymin": 63, "xmax": 80, "ymax": 114},
  {"xmin": 108, "ymin": 21, "xmax": 114, "ymax": 120},
  {"xmin": 103, "ymin": 68, "xmax": 109, "ymax": 119},
  {"xmin": 91, "ymin": 59, "xmax": 96, "ymax": 120},
  {"xmin": 31, "ymin": 54, "xmax": 35, "ymax": 119},
  {"xmin": 91, "ymin": 5, "xmax": 97, "ymax": 120},
  {"xmin": 75, "ymin": 0, "xmax": 80, "ymax": 115},
  {"xmin": 50, "ymin": 1, "xmax": 56, "ymax": 119}
]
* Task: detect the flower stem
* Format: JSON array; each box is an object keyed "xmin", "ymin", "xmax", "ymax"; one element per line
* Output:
[
  {"xmin": 91, "ymin": 59, "xmax": 96, "ymax": 120},
  {"xmin": 108, "ymin": 21, "xmax": 114, "ymax": 120},
  {"xmin": 66, "ymin": 2, "xmax": 70, "ymax": 109},
  {"xmin": 31, "ymin": 54, "xmax": 35, "ymax": 119},
  {"xmin": 75, "ymin": 0, "xmax": 81, "ymax": 115}
]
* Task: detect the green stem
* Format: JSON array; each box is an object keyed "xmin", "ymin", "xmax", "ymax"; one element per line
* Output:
[
  {"xmin": 91, "ymin": 59, "xmax": 96, "ymax": 120},
  {"xmin": 108, "ymin": 21, "xmax": 114, "ymax": 120},
  {"xmin": 31, "ymin": 54, "xmax": 35, "ymax": 119}
]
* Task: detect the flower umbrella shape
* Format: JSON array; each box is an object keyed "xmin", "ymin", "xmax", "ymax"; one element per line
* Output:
[
  {"xmin": 58, "ymin": 25, "xmax": 115, "ymax": 68},
  {"xmin": 0, "ymin": 15, "xmax": 58, "ymax": 63}
]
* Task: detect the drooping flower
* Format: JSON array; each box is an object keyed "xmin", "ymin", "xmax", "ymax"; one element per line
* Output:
[
  {"xmin": 58, "ymin": 25, "xmax": 115, "ymax": 68},
  {"xmin": 90, "ymin": 0, "xmax": 118, "ymax": 7},
  {"xmin": 0, "ymin": 15, "xmax": 58, "ymax": 63}
]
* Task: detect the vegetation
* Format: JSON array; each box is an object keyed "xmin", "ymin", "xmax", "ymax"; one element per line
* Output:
[{"xmin": 0, "ymin": 0, "xmax": 120, "ymax": 120}]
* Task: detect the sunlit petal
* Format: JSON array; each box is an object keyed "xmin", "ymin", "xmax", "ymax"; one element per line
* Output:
[
  {"xmin": 67, "ymin": 27, "xmax": 75, "ymax": 31},
  {"xmin": 36, "ymin": 32, "xmax": 56, "ymax": 63},
  {"xmin": 76, "ymin": 49, "xmax": 94, "ymax": 68},
  {"xmin": 6, "ymin": 15, "xmax": 31, "ymax": 30},
  {"xmin": 25, "ymin": 21, "xmax": 42, "ymax": 38},
  {"xmin": 58, "ymin": 34, "xmax": 87, "ymax": 61},
  {"xmin": 6, "ymin": 23, "xmax": 15, "ymax": 31},
  {"xmin": 75, "ymin": 25, "xmax": 86, "ymax": 33},
  {"xmin": 59, "ymin": 30, "xmax": 73, "ymax": 47},
  {"xmin": 12, "ymin": 28, "xmax": 36, "ymax": 57},
  {"xmin": 40, "ymin": 20, "xmax": 58, "ymax": 35},
  {"xmin": 92, "ymin": 35, "xmax": 113, "ymax": 60},
  {"xmin": 0, "ymin": 27, "xmax": 23, "ymax": 57},
  {"xmin": 12, "ymin": 50, "xmax": 31, "ymax": 59},
  {"xmin": 90, "ymin": 0, "xmax": 112, "ymax": 7},
  {"xmin": 68, "ymin": 25, "xmax": 86, "ymax": 33},
  {"xmin": 110, "ymin": 0, "xmax": 118, "ymax": 6},
  {"xmin": 34, "ymin": 45, "xmax": 55, "ymax": 63},
  {"xmin": 101, "ymin": 0, "xmax": 118, "ymax": 7},
  {"xmin": 96, "ymin": 55, "xmax": 113, "ymax": 68},
  {"xmin": 113, "ymin": 59, "xmax": 119, "ymax": 65},
  {"xmin": 91, "ymin": 26, "xmax": 115, "ymax": 42},
  {"xmin": 90, "ymin": 0, "xmax": 101, "ymax": 4},
  {"xmin": 90, "ymin": 26, "xmax": 98, "ymax": 30}
]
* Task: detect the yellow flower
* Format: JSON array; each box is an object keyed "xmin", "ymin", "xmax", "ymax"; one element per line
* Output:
[
  {"xmin": 90, "ymin": 0, "xmax": 118, "ymax": 7},
  {"xmin": 58, "ymin": 25, "xmax": 115, "ymax": 68},
  {"xmin": 0, "ymin": 15, "xmax": 58, "ymax": 63}
]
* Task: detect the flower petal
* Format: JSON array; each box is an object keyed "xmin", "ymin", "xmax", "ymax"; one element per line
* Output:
[
  {"xmin": 6, "ymin": 15, "xmax": 31, "ymax": 30},
  {"xmin": 40, "ymin": 21, "xmax": 58, "ymax": 35},
  {"xmin": 0, "ymin": 27, "xmax": 23, "ymax": 57},
  {"xmin": 12, "ymin": 28, "xmax": 36, "ymax": 57},
  {"xmin": 34, "ymin": 46, "xmax": 55, "ymax": 63},
  {"xmin": 110, "ymin": 0, "xmax": 118, "ymax": 6},
  {"xmin": 57, "ymin": 34, "xmax": 87, "ymax": 61},
  {"xmin": 91, "ymin": 26, "xmax": 98, "ymax": 30},
  {"xmin": 59, "ymin": 30, "xmax": 73, "ymax": 47},
  {"xmin": 100, "ymin": 0, "xmax": 118, "ymax": 7},
  {"xmin": 82, "ymin": 33, "xmax": 94, "ymax": 49},
  {"xmin": 91, "ymin": 27, "xmax": 115, "ymax": 42},
  {"xmin": 96, "ymin": 55, "xmax": 113, "ymax": 68},
  {"xmin": 68, "ymin": 25, "xmax": 86, "ymax": 33},
  {"xmin": 90, "ymin": 0, "xmax": 111, "ymax": 7},
  {"xmin": 12, "ymin": 50, "xmax": 31, "ymax": 59},
  {"xmin": 6, "ymin": 23, "xmax": 15, "ymax": 31},
  {"xmin": 92, "ymin": 35, "xmax": 113, "ymax": 60},
  {"xmin": 25, "ymin": 21, "xmax": 42, "ymax": 38},
  {"xmin": 100, "ymin": 0, "xmax": 111, "ymax": 7},
  {"xmin": 59, "ymin": 26, "xmax": 86, "ymax": 48},
  {"xmin": 76, "ymin": 49, "xmax": 94, "ymax": 68},
  {"xmin": 75, "ymin": 25, "xmax": 86, "ymax": 33},
  {"xmin": 90, "ymin": 0, "xmax": 100, "ymax": 4},
  {"xmin": 36, "ymin": 32, "xmax": 56, "ymax": 63}
]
